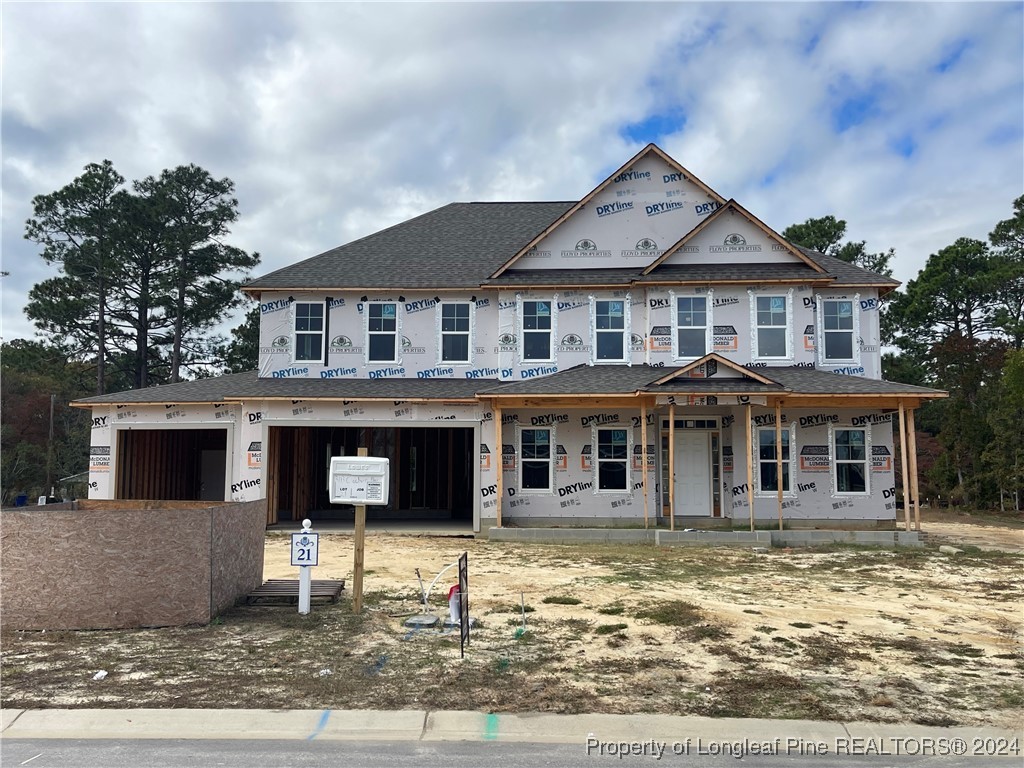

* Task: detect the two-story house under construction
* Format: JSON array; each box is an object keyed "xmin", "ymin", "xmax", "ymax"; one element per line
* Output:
[{"xmin": 76, "ymin": 144, "xmax": 945, "ymax": 533}]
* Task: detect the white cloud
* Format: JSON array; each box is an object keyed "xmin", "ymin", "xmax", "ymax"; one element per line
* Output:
[{"xmin": 2, "ymin": 1, "xmax": 1021, "ymax": 343}]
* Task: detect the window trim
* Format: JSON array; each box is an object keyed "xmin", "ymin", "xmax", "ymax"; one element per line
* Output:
[
  {"xmin": 830, "ymin": 423, "xmax": 871, "ymax": 496},
  {"xmin": 436, "ymin": 301, "xmax": 474, "ymax": 366},
  {"xmin": 589, "ymin": 294, "xmax": 631, "ymax": 365},
  {"xmin": 754, "ymin": 422, "xmax": 796, "ymax": 497},
  {"xmin": 518, "ymin": 425, "xmax": 554, "ymax": 494},
  {"xmin": 815, "ymin": 294, "xmax": 861, "ymax": 366},
  {"xmin": 365, "ymin": 301, "xmax": 401, "ymax": 364},
  {"xmin": 749, "ymin": 288, "xmax": 794, "ymax": 361},
  {"xmin": 593, "ymin": 425, "xmax": 631, "ymax": 493},
  {"xmin": 293, "ymin": 301, "xmax": 325, "ymax": 363},
  {"xmin": 671, "ymin": 289, "xmax": 714, "ymax": 361},
  {"xmin": 518, "ymin": 295, "xmax": 557, "ymax": 364}
]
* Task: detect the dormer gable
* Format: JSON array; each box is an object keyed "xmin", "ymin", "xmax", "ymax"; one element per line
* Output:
[
  {"xmin": 491, "ymin": 144, "xmax": 726, "ymax": 275},
  {"xmin": 642, "ymin": 200, "xmax": 827, "ymax": 274},
  {"xmin": 652, "ymin": 353, "xmax": 780, "ymax": 385}
]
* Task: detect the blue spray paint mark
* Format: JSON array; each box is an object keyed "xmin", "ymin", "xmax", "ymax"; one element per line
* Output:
[{"xmin": 307, "ymin": 709, "xmax": 331, "ymax": 740}]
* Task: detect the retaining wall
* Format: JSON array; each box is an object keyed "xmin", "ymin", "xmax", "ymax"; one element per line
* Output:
[{"xmin": 0, "ymin": 500, "xmax": 266, "ymax": 630}]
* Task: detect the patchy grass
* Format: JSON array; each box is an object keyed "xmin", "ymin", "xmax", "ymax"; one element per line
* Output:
[{"xmin": 2, "ymin": 532, "xmax": 1021, "ymax": 729}]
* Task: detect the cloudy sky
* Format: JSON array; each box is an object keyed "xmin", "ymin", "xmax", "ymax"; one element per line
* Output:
[{"xmin": 3, "ymin": 1, "xmax": 1021, "ymax": 344}]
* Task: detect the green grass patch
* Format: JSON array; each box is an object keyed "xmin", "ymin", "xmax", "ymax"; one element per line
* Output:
[
  {"xmin": 541, "ymin": 596, "xmax": 582, "ymax": 606},
  {"xmin": 595, "ymin": 623, "xmax": 628, "ymax": 635},
  {"xmin": 634, "ymin": 600, "xmax": 703, "ymax": 627}
]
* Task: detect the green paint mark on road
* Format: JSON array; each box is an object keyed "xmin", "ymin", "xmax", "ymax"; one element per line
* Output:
[{"xmin": 484, "ymin": 713, "xmax": 499, "ymax": 741}]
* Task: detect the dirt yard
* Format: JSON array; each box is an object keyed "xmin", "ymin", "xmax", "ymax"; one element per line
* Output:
[{"xmin": 2, "ymin": 515, "xmax": 1022, "ymax": 728}]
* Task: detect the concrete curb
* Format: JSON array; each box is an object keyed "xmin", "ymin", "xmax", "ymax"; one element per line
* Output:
[{"xmin": 2, "ymin": 708, "xmax": 1019, "ymax": 751}]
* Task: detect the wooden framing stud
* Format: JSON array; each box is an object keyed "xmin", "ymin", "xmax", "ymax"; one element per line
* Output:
[
  {"xmin": 641, "ymin": 400, "xmax": 649, "ymax": 530},
  {"xmin": 745, "ymin": 403, "xmax": 754, "ymax": 532},
  {"xmin": 898, "ymin": 401, "xmax": 911, "ymax": 532},
  {"xmin": 668, "ymin": 402, "xmax": 676, "ymax": 532}
]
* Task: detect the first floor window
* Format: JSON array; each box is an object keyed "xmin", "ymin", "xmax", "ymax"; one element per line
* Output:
[
  {"xmin": 757, "ymin": 427, "xmax": 790, "ymax": 493},
  {"xmin": 520, "ymin": 429, "xmax": 552, "ymax": 491},
  {"xmin": 755, "ymin": 295, "xmax": 788, "ymax": 358},
  {"xmin": 522, "ymin": 301, "xmax": 552, "ymax": 360},
  {"xmin": 676, "ymin": 295, "xmax": 707, "ymax": 358},
  {"xmin": 595, "ymin": 299, "xmax": 626, "ymax": 361},
  {"xmin": 597, "ymin": 428, "xmax": 628, "ymax": 490},
  {"xmin": 295, "ymin": 302, "xmax": 324, "ymax": 361},
  {"xmin": 441, "ymin": 303, "xmax": 471, "ymax": 363},
  {"xmin": 368, "ymin": 302, "xmax": 398, "ymax": 362},
  {"xmin": 834, "ymin": 429, "xmax": 868, "ymax": 493},
  {"xmin": 823, "ymin": 299, "xmax": 855, "ymax": 361}
]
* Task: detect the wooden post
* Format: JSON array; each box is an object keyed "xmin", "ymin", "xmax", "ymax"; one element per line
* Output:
[
  {"xmin": 641, "ymin": 399, "xmax": 649, "ymax": 529},
  {"xmin": 494, "ymin": 403, "xmax": 503, "ymax": 528},
  {"xmin": 353, "ymin": 446, "xmax": 367, "ymax": 613},
  {"xmin": 908, "ymin": 408, "xmax": 921, "ymax": 533},
  {"xmin": 668, "ymin": 402, "xmax": 676, "ymax": 531},
  {"xmin": 775, "ymin": 400, "xmax": 783, "ymax": 531},
  {"xmin": 746, "ymin": 403, "xmax": 755, "ymax": 532},
  {"xmin": 898, "ymin": 401, "xmax": 911, "ymax": 532}
]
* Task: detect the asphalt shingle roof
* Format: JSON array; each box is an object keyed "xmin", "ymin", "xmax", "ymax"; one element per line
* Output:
[
  {"xmin": 244, "ymin": 202, "xmax": 574, "ymax": 291},
  {"xmin": 73, "ymin": 372, "xmax": 495, "ymax": 405}
]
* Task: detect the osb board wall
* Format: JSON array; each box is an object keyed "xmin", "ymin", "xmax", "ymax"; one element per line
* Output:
[
  {"xmin": 210, "ymin": 500, "xmax": 266, "ymax": 616},
  {"xmin": 1, "ymin": 501, "xmax": 265, "ymax": 631}
]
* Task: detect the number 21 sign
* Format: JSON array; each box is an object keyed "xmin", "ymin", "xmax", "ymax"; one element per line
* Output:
[{"xmin": 291, "ymin": 532, "xmax": 319, "ymax": 567}]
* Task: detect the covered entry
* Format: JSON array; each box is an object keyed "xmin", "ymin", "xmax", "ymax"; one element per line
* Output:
[
  {"xmin": 116, "ymin": 428, "xmax": 228, "ymax": 501},
  {"xmin": 265, "ymin": 425, "xmax": 474, "ymax": 524},
  {"xmin": 663, "ymin": 418, "xmax": 724, "ymax": 517}
]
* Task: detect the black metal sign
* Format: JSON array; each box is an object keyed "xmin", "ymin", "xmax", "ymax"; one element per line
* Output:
[{"xmin": 458, "ymin": 551, "xmax": 469, "ymax": 657}]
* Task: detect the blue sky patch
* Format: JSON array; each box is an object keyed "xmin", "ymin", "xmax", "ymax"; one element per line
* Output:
[
  {"xmin": 621, "ymin": 110, "xmax": 688, "ymax": 144},
  {"xmin": 933, "ymin": 39, "xmax": 971, "ymax": 74},
  {"xmin": 889, "ymin": 134, "xmax": 916, "ymax": 158}
]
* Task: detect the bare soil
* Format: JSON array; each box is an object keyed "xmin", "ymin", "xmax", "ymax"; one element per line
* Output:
[{"xmin": 3, "ymin": 514, "xmax": 1022, "ymax": 727}]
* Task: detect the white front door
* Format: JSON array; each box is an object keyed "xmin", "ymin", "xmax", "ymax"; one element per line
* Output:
[{"xmin": 674, "ymin": 431, "xmax": 712, "ymax": 516}]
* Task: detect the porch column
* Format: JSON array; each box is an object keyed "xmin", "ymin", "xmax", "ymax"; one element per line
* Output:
[
  {"xmin": 494, "ymin": 402, "xmax": 503, "ymax": 527},
  {"xmin": 898, "ymin": 400, "xmax": 911, "ymax": 531},
  {"xmin": 745, "ymin": 402, "xmax": 754, "ymax": 532},
  {"xmin": 908, "ymin": 407, "xmax": 921, "ymax": 532},
  {"xmin": 775, "ymin": 399, "xmax": 783, "ymax": 531},
  {"xmin": 668, "ymin": 402, "xmax": 676, "ymax": 531},
  {"xmin": 641, "ymin": 399, "xmax": 649, "ymax": 530}
]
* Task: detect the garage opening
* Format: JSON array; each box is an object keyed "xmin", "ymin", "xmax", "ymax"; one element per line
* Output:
[
  {"xmin": 116, "ymin": 428, "xmax": 227, "ymax": 501},
  {"xmin": 266, "ymin": 426, "xmax": 473, "ymax": 524}
]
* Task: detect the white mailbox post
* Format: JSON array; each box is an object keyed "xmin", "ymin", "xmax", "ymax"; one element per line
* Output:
[
  {"xmin": 291, "ymin": 518, "xmax": 319, "ymax": 615},
  {"xmin": 329, "ymin": 453, "xmax": 390, "ymax": 613}
]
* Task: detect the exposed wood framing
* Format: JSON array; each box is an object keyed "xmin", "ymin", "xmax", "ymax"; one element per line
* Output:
[
  {"xmin": 775, "ymin": 400, "xmax": 783, "ymax": 531},
  {"xmin": 908, "ymin": 407, "xmax": 922, "ymax": 532},
  {"xmin": 668, "ymin": 402, "xmax": 676, "ymax": 531},
  {"xmin": 266, "ymin": 427, "xmax": 280, "ymax": 525},
  {"xmin": 641, "ymin": 400, "xmax": 649, "ymax": 529},
  {"xmin": 494, "ymin": 402, "xmax": 503, "ymax": 527},
  {"xmin": 898, "ymin": 401, "xmax": 911, "ymax": 531},
  {"xmin": 745, "ymin": 403, "xmax": 754, "ymax": 532}
]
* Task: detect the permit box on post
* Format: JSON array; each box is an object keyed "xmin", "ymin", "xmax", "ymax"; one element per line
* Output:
[{"xmin": 329, "ymin": 456, "xmax": 390, "ymax": 506}]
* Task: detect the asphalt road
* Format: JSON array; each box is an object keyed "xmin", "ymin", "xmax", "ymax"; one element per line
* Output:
[{"xmin": 0, "ymin": 739, "xmax": 1013, "ymax": 768}]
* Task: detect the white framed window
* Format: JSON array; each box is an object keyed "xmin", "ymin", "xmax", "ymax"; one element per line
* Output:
[
  {"xmin": 591, "ymin": 297, "xmax": 629, "ymax": 363},
  {"xmin": 439, "ymin": 302, "xmax": 472, "ymax": 364},
  {"xmin": 750, "ymin": 289, "xmax": 793, "ymax": 360},
  {"xmin": 366, "ymin": 302, "xmax": 399, "ymax": 363},
  {"xmin": 521, "ymin": 299, "xmax": 554, "ymax": 362},
  {"xmin": 832, "ymin": 426, "xmax": 870, "ymax": 495},
  {"xmin": 673, "ymin": 291, "xmax": 712, "ymax": 359},
  {"xmin": 596, "ymin": 427, "xmax": 630, "ymax": 491},
  {"xmin": 755, "ymin": 424, "xmax": 795, "ymax": 495},
  {"xmin": 294, "ymin": 302, "xmax": 324, "ymax": 362},
  {"xmin": 817, "ymin": 296, "xmax": 861, "ymax": 364},
  {"xmin": 519, "ymin": 427, "xmax": 553, "ymax": 493}
]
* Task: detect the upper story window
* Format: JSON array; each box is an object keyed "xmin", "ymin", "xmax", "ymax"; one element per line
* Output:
[
  {"xmin": 596, "ymin": 428, "xmax": 629, "ymax": 491},
  {"xmin": 834, "ymin": 428, "xmax": 868, "ymax": 494},
  {"xmin": 294, "ymin": 302, "xmax": 324, "ymax": 362},
  {"xmin": 440, "ymin": 303, "xmax": 472, "ymax": 364},
  {"xmin": 756, "ymin": 425, "xmax": 792, "ymax": 494},
  {"xmin": 522, "ymin": 300, "xmax": 553, "ymax": 361},
  {"xmin": 752, "ymin": 293, "xmax": 791, "ymax": 359},
  {"xmin": 820, "ymin": 298, "xmax": 858, "ymax": 363},
  {"xmin": 520, "ymin": 428, "xmax": 553, "ymax": 492},
  {"xmin": 593, "ymin": 298, "xmax": 628, "ymax": 363},
  {"xmin": 675, "ymin": 295, "xmax": 709, "ymax": 359},
  {"xmin": 367, "ymin": 302, "xmax": 398, "ymax": 363}
]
